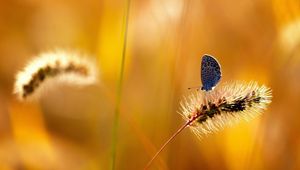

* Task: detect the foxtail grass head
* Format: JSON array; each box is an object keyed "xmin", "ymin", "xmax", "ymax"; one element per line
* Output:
[
  {"xmin": 14, "ymin": 50, "xmax": 98, "ymax": 100},
  {"xmin": 180, "ymin": 81, "xmax": 272, "ymax": 139},
  {"xmin": 145, "ymin": 55, "xmax": 272, "ymax": 169}
]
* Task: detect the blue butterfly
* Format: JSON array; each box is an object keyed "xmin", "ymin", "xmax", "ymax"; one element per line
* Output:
[{"xmin": 201, "ymin": 54, "xmax": 221, "ymax": 91}]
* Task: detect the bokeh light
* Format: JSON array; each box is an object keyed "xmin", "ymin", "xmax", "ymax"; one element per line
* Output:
[{"xmin": 0, "ymin": 0, "xmax": 300, "ymax": 169}]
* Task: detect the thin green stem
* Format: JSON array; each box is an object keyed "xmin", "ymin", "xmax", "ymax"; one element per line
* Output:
[{"xmin": 111, "ymin": 0, "xmax": 131, "ymax": 169}]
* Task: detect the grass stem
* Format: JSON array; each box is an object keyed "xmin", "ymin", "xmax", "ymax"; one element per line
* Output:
[
  {"xmin": 144, "ymin": 116, "xmax": 197, "ymax": 170},
  {"xmin": 111, "ymin": 0, "xmax": 131, "ymax": 169}
]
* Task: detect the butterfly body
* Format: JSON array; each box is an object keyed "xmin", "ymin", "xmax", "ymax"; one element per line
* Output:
[{"xmin": 201, "ymin": 55, "xmax": 221, "ymax": 91}]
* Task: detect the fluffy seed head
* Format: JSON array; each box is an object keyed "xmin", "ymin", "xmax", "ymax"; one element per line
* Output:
[
  {"xmin": 179, "ymin": 81, "xmax": 272, "ymax": 139},
  {"xmin": 14, "ymin": 50, "xmax": 98, "ymax": 100}
]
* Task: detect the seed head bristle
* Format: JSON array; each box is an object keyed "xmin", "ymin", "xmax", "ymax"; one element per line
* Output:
[
  {"xmin": 179, "ymin": 81, "xmax": 272, "ymax": 139},
  {"xmin": 14, "ymin": 50, "xmax": 98, "ymax": 100}
]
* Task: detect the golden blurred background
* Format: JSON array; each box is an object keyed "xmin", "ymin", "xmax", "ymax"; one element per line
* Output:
[{"xmin": 1, "ymin": 0, "xmax": 300, "ymax": 169}]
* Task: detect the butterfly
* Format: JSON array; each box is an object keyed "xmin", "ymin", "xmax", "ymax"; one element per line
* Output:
[{"xmin": 201, "ymin": 54, "xmax": 221, "ymax": 91}]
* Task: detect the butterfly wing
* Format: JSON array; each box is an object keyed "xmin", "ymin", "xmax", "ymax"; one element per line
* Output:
[{"xmin": 201, "ymin": 55, "xmax": 221, "ymax": 91}]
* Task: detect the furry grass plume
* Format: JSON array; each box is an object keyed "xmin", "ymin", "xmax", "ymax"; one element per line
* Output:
[
  {"xmin": 180, "ymin": 81, "xmax": 272, "ymax": 138},
  {"xmin": 14, "ymin": 50, "xmax": 98, "ymax": 100},
  {"xmin": 144, "ymin": 81, "xmax": 272, "ymax": 169}
]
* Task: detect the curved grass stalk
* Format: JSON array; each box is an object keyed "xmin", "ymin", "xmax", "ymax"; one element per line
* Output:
[{"xmin": 110, "ymin": 0, "xmax": 131, "ymax": 169}]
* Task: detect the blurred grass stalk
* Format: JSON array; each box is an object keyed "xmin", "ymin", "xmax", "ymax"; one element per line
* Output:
[{"xmin": 110, "ymin": 0, "xmax": 131, "ymax": 169}]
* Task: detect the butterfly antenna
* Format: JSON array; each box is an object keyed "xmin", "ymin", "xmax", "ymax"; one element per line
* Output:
[{"xmin": 188, "ymin": 86, "xmax": 201, "ymax": 91}]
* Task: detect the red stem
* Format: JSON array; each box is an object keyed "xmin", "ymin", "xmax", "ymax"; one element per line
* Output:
[{"xmin": 144, "ymin": 117, "xmax": 196, "ymax": 170}]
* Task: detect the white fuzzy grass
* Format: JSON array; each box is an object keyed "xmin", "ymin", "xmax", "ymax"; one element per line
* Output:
[
  {"xmin": 179, "ymin": 81, "xmax": 272, "ymax": 139},
  {"xmin": 14, "ymin": 50, "xmax": 98, "ymax": 100}
]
